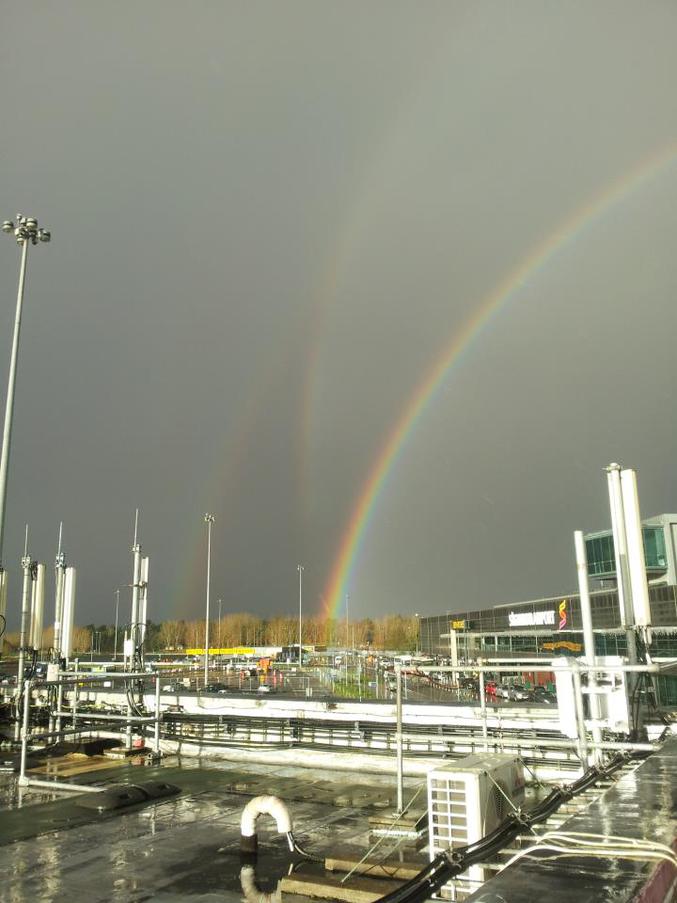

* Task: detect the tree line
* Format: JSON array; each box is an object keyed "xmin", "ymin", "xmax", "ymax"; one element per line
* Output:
[{"xmin": 2, "ymin": 613, "xmax": 421, "ymax": 654}]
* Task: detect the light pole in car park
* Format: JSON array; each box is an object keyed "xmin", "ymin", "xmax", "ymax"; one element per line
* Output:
[
  {"xmin": 204, "ymin": 514, "xmax": 215, "ymax": 685},
  {"xmin": 297, "ymin": 565, "xmax": 304, "ymax": 670},
  {"xmin": 1, "ymin": 216, "xmax": 50, "ymax": 704}
]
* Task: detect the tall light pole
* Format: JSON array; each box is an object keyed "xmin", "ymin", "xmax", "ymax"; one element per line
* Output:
[
  {"xmin": 217, "ymin": 598, "xmax": 222, "ymax": 650},
  {"xmin": 204, "ymin": 514, "xmax": 215, "ymax": 685},
  {"xmin": 114, "ymin": 589, "xmax": 120, "ymax": 659},
  {"xmin": 297, "ymin": 565, "xmax": 304, "ymax": 667},
  {"xmin": 0, "ymin": 216, "xmax": 50, "ymax": 571}
]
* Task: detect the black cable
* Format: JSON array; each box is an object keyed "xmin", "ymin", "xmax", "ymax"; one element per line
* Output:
[{"xmin": 374, "ymin": 755, "xmax": 630, "ymax": 903}]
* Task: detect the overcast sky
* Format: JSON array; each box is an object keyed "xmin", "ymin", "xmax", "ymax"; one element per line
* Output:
[{"xmin": 1, "ymin": 2, "xmax": 677, "ymax": 629}]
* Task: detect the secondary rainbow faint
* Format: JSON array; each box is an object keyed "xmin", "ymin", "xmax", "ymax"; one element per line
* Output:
[{"xmin": 321, "ymin": 143, "xmax": 677, "ymax": 621}]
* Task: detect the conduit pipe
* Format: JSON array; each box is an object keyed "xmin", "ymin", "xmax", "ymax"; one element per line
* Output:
[{"xmin": 240, "ymin": 795, "xmax": 294, "ymax": 854}]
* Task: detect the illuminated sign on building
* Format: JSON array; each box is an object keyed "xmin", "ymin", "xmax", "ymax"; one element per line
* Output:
[
  {"xmin": 508, "ymin": 610, "xmax": 555, "ymax": 628},
  {"xmin": 558, "ymin": 599, "xmax": 568, "ymax": 630},
  {"xmin": 450, "ymin": 619, "xmax": 466, "ymax": 630},
  {"xmin": 543, "ymin": 640, "xmax": 582, "ymax": 653}
]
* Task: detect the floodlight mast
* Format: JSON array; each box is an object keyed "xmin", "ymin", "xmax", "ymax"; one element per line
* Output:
[
  {"xmin": 204, "ymin": 514, "xmax": 215, "ymax": 685},
  {"xmin": 0, "ymin": 216, "xmax": 51, "ymax": 571}
]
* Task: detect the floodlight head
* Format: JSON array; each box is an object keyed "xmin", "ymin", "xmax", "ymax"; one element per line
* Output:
[
  {"xmin": 38, "ymin": 230, "xmax": 51, "ymax": 243},
  {"xmin": 25, "ymin": 218, "xmax": 37, "ymax": 232},
  {"xmin": 2, "ymin": 221, "xmax": 14, "ymax": 233}
]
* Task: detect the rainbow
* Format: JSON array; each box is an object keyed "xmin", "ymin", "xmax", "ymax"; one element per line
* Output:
[{"xmin": 321, "ymin": 144, "xmax": 677, "ymax": 619}]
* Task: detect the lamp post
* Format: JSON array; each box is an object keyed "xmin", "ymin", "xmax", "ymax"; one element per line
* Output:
[
  {"xmin": 0, "ymin": 216, "xmax": 50, "ymax": 571},
  {"xmin": 204, "ymin": 514, "xmax": 215, "ymax": 685},
  {"xmin": 114, "ymin": 589, "xmax": 120, "ymax": 660},
  {"xmin": 217, "ymin": 598, "xmax": 222, "ymax": 650},
  {"xmin": 297, "ymin": 565, "xmax": 304, "ymax": 668}
]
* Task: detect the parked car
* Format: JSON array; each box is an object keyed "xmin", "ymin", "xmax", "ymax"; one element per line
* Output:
[
  {"xmin": 493, "ymin": 683, "xmax": 512, "ymax": 700},
  {"xmin": 203, "ymin": 682, "xmax": 229, "ymax": 694},
  {"xmin": 509, "ymin": 684, "xmax": 531, "ymax": 702},
  {"xmin": 531, "ymin": 686, "xmax": 557, "ymax": 704}
]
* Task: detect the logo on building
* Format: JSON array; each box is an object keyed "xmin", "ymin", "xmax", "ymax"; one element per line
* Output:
[
  {"xmin": 450, "ymin": 619, "xmax": 466, "ymax": 630},
  {"xmin": 558, "ymin": 599, "xmax": 568, "ymax": 631},
  {"xmin": 508, "ymin": 610, "xmax": 555, "ymax": 628}
]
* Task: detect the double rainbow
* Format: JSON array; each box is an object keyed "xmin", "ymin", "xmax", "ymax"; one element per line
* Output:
[{"xmin": 321, "ymin": 145, "xmax": 677, "ymax": 618}]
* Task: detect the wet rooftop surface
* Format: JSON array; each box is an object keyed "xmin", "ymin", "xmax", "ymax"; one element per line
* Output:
[
  {"xmin": 2, "ymin": 742, "xmax": 676, "ymax": 902},
  {"xmin": 465, "ymin": 739, "xmax": 677, "ymax": 903},
  {"xmin": 0, "ymin": 755, "xmax": 429, "ymax": 902}
]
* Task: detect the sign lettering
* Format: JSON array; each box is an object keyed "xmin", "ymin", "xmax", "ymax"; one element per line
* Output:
[{"xmin": 508, "ymin": 610, "xmax": 555, "ymax": 628}]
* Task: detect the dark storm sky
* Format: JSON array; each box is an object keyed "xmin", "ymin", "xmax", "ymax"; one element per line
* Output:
[{"xmin": 1, "ymin": 2, "xmax": 677, "ymax": 628}]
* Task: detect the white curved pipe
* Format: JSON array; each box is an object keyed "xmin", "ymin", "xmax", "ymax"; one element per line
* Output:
[{"xmin": 240, "ymin": 795, "xmax": 293, "ymax": 853}]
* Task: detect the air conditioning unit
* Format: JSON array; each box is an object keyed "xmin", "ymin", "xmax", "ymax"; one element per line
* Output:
[{"xmin": 427, "ymin": 754, "xmax": 525, "ymax": 900}]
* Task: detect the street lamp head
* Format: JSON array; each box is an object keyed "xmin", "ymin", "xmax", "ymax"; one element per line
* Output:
[
  {"xmin": 204, "ymin": 513, "xmax": 215, "ymax": 524},
  {"xmin": 3, "ymin": 216, "xmax": 50, "ymax": 245}
]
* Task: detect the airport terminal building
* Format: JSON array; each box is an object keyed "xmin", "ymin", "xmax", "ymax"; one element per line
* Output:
[{"xmin": 419, "ymin": 513, "xmax": 677, "ymax": 701}]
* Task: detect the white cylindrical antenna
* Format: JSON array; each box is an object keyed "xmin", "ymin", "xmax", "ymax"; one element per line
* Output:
[
  {"xmin": 605, "ymin": 464, "xmax": 633, "ymax": 627},
  {"xmin": 139, "ymin": 556, "xmax": 149, "ymax": 644},
  {"xmin": 130, "ymin": 511, "xmax": 142, "ymax": 660},
  {"xmin": 620, "ymin": 469, "xmax": 652, "ymax": 628},
  {"xmin": 53, "ymin": 524, "xmax": 66, "ymax": 660},
  {"xmin": 60, "ymin": 566, "xmax": 77, "ymax": 662},
  {"xmin": 30, "ymin": 563, "xmax": 45, "ymax": 651}
]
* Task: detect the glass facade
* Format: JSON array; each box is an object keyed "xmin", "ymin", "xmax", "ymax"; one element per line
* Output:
[{"xmin": 585, "ymin": 526, "xmax": 667, "ymax": 578}]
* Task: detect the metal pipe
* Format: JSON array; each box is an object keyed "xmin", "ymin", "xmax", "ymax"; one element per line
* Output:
[
  {"xmin": 21, "ymin": 778, "xmax": 102, "ymax": 794},
  {"xmin": 478, "ymin": 661, "xmax": 488, "ymax": 752},
  {"xmin": 154, "ymin": 674, "xmax": 161, "ymax": 754},
  {"xmin": 570, "ymin": 661, "xmax": 589, "ymax": 768},
  {"xmin": 575, "ymin": 530, "xmax": 603, "ymax": 762},
  {"xmin": 60, "ymin": 711, "xmax": 155, "ymax": 722},
  {"xmin": 19, "ymin": 678, "xmax": 30, "ymax": 784},
  {"xmin": 0, "ymin": 238, "xmax": 29, "ymax": 566},
  {"xmin": 15, "ymin": 549, "xmax": 33, "ymax": 740},
  {"xmin": 56, "ymin": 681, "xmax": 63, "ymax": 735},
  {"xmin": 39, "ymin": 670, "xmax": 152, "ymax": 684},
  {"xmin": 395, "ymin": 663, "xmax": 403, "ymax": 814},
  {"xmin": 72, "ymin": 660, "xmax": 78, "ymax": 733},
  {"xmin": 417, "ymin": 662, "xmax": 669, "ymax": 674},
  {"xmin": 114, "ymin": 589, "xmax": 120, "ymax": 660}
]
